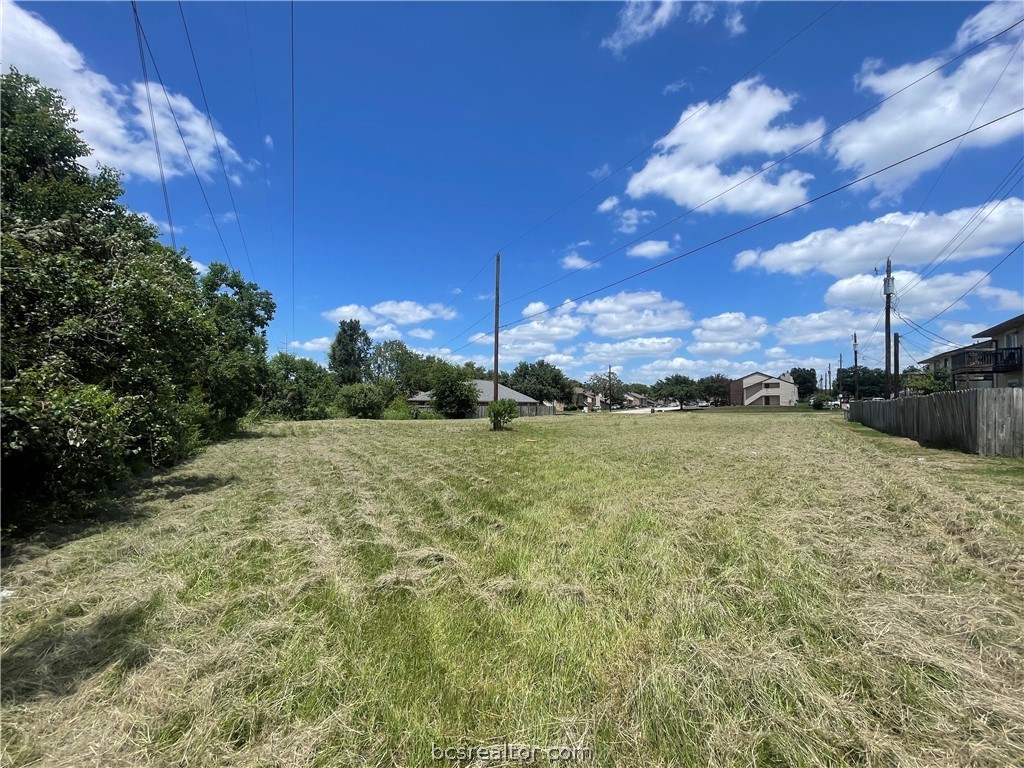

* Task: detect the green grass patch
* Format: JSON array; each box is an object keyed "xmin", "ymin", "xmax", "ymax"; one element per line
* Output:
[{"xmin": 2, "ymin": 413, "xmax": 1023, "ymax": 766}]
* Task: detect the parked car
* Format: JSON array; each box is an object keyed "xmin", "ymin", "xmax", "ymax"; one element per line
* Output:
[{"xmin": 697, "ymin": 401, "xmax": 710, "ymax": 408}]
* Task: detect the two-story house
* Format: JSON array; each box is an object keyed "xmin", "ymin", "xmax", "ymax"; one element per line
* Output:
[
  {"xmin": 729, "ymin": 371, "xmax": 798, "ymax": 406},
  {"xmin": 969, "ymin": 313, "xmax": 1023, "ymax": 389},
  {"xmin": 920, "ymin": 313, "xmax": 1023, "ymax": 390}
]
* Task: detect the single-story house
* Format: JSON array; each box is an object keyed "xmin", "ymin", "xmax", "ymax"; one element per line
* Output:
[
  {"xmin": 729, "ymin": 371, "xmax": 798, "ymax": 406},
  {"xmin": 409, "ymin": 380, "xmax": 555, "ymax": 418}
]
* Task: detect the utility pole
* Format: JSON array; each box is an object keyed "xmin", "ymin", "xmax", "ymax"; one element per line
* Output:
[
  {"xmin": 853, "ymin": 333, "xmax": 860, "ymax": 401},
  {"xmin": 884, "ymin": 257, "xmax": 894, "ymax": 399},
  {"xmin": 493, "ymin": 252, "xmax": 500, "ymax": 403},
  {"xmin": 827, "ymin": 363, "xmax": 832, "ymax": 392},
  {"xmin": 893, "ymin": 332, "xmax": 900, "ymax": 398},
  {"xmin": 607, "ymin": 364, "xmax": 612, "ymax": 410}
]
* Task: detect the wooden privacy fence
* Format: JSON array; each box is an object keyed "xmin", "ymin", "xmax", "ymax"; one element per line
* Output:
[
  {"xmin": 473, "ymin": 403, "xmax": 556, "ymax": 419},
  {"xmin": 848, "ymin": 388, "xmax": 1024, "ymax": 457}
]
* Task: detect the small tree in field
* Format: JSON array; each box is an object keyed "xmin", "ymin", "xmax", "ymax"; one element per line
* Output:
[{"xmin": 488, "ymin": 398, "xmax": 519, "ymax": 431}]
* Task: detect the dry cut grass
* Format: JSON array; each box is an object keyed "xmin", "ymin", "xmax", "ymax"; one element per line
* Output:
[{"xmin": 2, "ymin": 410, "xmax": 1023, "ymax": 767}]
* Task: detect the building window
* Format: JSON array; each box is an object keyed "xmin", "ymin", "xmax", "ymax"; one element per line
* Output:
[{"xmin": 764, "ymin": 382, "xmax": 780, "ymax": 389}]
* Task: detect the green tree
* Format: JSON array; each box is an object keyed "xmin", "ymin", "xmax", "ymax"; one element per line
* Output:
[
  {"xmin": 429, "ymin": 363, "xmax": 478, "ymax": 418},
  {"xmin": 903, "ymin": 365, "xmax": 953, "ymax": 395},
  {"xmin": 0, "ymin": 70, "xmax": 276, "ymax": 530},
  {"xmin": 264, "ymin": 353, "xmax": 339, "ymax": 420},
  {"xmin": 338, "ymin": 383, "xmax": 389, "ymax": 419},
  {"xmin": 328, "ymin": 319, "xmax": 372, "ymax": 386},
  {"xmin": 197, "ymin": 263, "xmax": 276, "ymax": 436},
  {"xmin": 586, "ymin": 370, "xmax": 626, "ymax": 407},
  {"xmin": 835, "ymin": 366, "xmax": 886, "ymax": 399},
  {"xmin": 652, "ymin": 374, "xmax": 698, "ymax": 405},
  {"xmin": 789, "ymin": 368, "xmax": 818, "ymax": 400},
  {"xmin": 508, "ymin": 359, "xmax": 573, "ymax": 405},
  {"xmin": 462, "ymin": 361, "xmax": 490, "ymax": 380},
  {"xmin": 697, "ymin": 374, "xmax": 731, "ymax": 406}
]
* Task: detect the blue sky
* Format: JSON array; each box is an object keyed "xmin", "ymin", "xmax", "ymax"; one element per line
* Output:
[{"xmin": 5, "ymin": 0, "xmax": 1022, "ymax": 384}]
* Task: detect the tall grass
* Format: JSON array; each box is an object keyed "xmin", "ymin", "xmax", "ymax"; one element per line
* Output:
[{"xmin": 2, "ymin": 412, "xmax": 1022, "ymax": 767}]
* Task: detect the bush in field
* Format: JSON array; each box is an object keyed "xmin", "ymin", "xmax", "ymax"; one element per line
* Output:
[
  {"xmin": 488, "ymin": 399, "xmax": 519, "ymax": 431},
  {"xmin": 383, "ymin": 397, "xmax": 414, "ymax": 420},
  {"xmin": 811, "ymin": 393, "xmax": 829, "ymax": 410},
  {"xmin": 338, "ymin": 383, "xmax": 389, "ymax": 419}
]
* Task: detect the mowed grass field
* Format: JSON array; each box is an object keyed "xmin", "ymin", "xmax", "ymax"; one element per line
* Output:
[{"xmin": 2, "ymin": 410, "xmax": 1023, "ymax": 768}]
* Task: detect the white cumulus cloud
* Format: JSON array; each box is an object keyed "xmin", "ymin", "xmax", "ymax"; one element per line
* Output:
[
  {"xmin": 2, "ymin": 0, "xmax": 246, "ymax": 183},
  {"xmin": 627, "ymin": 240, "xmax": 672, "ymax": 259},
  {"xmin": 734, "ymin": 198, "xmax": 1024, "ymax": 277},
  {"xmin": 626, "ymin": 77, "xmax": 825, "ymax": 215}
]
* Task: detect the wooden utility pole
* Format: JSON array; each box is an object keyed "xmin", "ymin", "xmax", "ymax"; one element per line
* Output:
[
  {"xmin": 853, "ymin": 333, "xmax": 860, "ymax": 400},
  {"xmin": 827, "ymin": 363, "xmax": 832, "ymax": 392},
  {"xmin": 884, "ymin": 257, "xmax": 894, "ymax": 399},
  {"xmin": 493, "ymin": 252, "xmax": 500, "ymax": 403},
  {"xmin": 893, "ymin": 332, "xmax": 900, "ymax": 398},
  {"xmin": 607, "ymin": 364, "xmax": 612, "ymax": 410}
]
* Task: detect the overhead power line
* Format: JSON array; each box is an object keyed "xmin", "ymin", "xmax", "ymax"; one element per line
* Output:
[
  {"xmin": 445, "ymin": 109, "xmax": 1024, "ymax": 356},
  {"xmin": 903, "ymin": 241, "xmax": 1023, "ymax": 334},
  {"xmin": 134, "ymin": 7, "xmax": 234, "ymax": 269},
  {"xmin": 130, "ymin": 1, "xmax": 176, "ymax": 251},
  {"xmin": 874, "ymin": 36, "xmax": 1024, "ymax": 274},
  {"xmin": 438, "ymin": 16, "xmax": 1024, "ymax": 353},
  {"xmin": 177, "ymin": 0, "xmax": 257, "ymax": 280},
  {"xmin": 896, "ymin": 157, "xmax": 1023, "ymax": 299}
]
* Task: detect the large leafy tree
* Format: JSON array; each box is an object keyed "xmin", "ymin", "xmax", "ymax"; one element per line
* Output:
[
  {"xmin": 586, "ymin": 370, "xmax": 626, "ymax": 406},
  {"xmin": 834, "ymin": 366, "xmax": 887, "ymax": 399},
  {"xmin": 328, "ymin": 319, "xmax": 372, "ymax": 386},
  {"xmin": 652, "ymin": 374, "xmax": 699, "ymax": 405},
  {"xmin": 429, "ymin": 363, "xmax": 478, "ymax": 418},
  {"xmin": 263, "ymin": 353, "xmax": 339, "ymax": 421},
  {"xmin": 507, "ymin": 359, "xmax": 573, "ymax": 405},
  {"xmin": 697, "ymin": 374, "xmax": 731, "ymax": 406},
  {"xmin": 789, "ymin": 367, "xmax": 818, "ymax": 400},
  {"xmin": 197, "ymin": 263, "xmax": 276, "ymax": 436},
  {"xmin": 366, "ymin": 339, "xmax": 420, "ymax": 395},
  {"xmin": 0, "ymin": 71, "xmax": 274, "ymax": 529}
]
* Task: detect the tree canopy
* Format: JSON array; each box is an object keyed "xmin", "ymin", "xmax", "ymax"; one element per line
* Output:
[
  {"xmin": 1, "ymin": 70, "xmax": 274, "ymax": 529},
  {"xmin": 508, "ymin": 359, "xmax": 573, "ymax": 405},
  {"xmin": 328, "ymin": 319, "xmax": 372, "ymax": 386}
]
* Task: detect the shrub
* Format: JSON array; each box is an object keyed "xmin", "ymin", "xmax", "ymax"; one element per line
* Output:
[
  {"xmin": 811, "ymin": 393, "xmax": 829, "ymax": 410},
  {"xmin": 338, "ymin": 383, "xmax": 388, "ymax": 419},
  {"xmin": 488, "ymin": 398, "xmax": 519, "ymax": 431},
  {"xmin": 383, "ymin": 397, "xmax": 414, "ymax": 420}
]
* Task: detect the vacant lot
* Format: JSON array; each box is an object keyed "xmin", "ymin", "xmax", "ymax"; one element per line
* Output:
[{"xmin": 3, "ymin": 411, "xmax": 1023, "ymax": 767}]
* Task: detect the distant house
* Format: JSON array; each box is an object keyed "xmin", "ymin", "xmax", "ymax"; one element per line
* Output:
[
  {"xmin": 729, "ymin": 371, "xmax": 798, "ymax": 406},
  {"xmin": 408, "ymin": 380, "xmax": 555, "ymax": 417},
  {"xmin": 919, "ymin": 313, "xmax": 1023, "ymax": 390},
  {"xmin": 572, "ymin": 386, "xmax": 607, "ymax": 411},
  {"xmin": 624, "ymin": 391, "xmax": 654, "ymax": 408}
]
